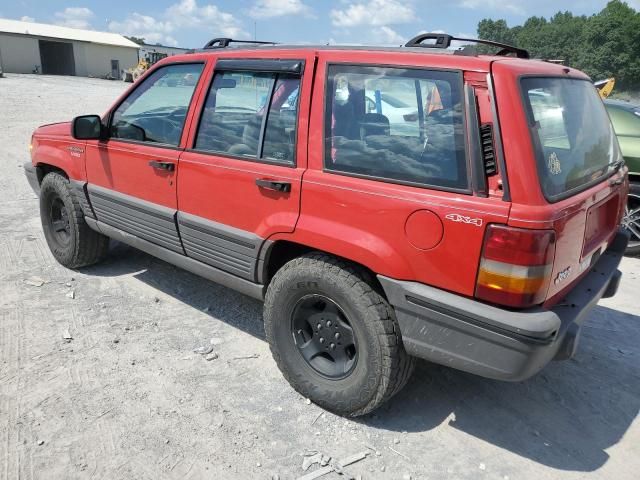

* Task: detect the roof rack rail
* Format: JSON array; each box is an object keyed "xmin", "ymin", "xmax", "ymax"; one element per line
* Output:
[
  {"xmin": 405, "ymin": 33, "xmax": 529, "ymax": 59},
  {"xmin": 203, "ymin": 38, "xmax": 278, "ymax": 49}
]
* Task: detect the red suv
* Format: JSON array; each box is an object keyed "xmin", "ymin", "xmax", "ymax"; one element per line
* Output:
[{"xmin": 25, "ymin": 34, "xmax": 628, "ymax": 416}]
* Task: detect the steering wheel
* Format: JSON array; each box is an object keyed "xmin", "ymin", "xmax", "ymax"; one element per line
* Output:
[{"xmin": 134, "ymin": 116, "xmax": 182, "ymax": 144}]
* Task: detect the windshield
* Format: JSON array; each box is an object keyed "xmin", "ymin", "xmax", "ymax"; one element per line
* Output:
[{"xmin": 522, "ymin": 77, "xmax": 622, "ymax": 200}]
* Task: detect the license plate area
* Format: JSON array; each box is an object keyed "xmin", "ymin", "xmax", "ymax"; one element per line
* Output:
[{"xmin": 582, "ymin": 194, "xmax": 619, "ymax": 259}]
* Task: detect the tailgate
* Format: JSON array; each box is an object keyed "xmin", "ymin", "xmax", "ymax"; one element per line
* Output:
[
  {"xmin": 545, "ymin": 176, "xmax": 626, "ymax": 302},
  {"xmin": 516, "ymin": 75, "xmax": 628, "ymax": 303}
]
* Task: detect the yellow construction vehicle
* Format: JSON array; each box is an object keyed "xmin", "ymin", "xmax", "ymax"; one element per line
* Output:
[
  {"xmin": 595, "ymin": 78, "xmax": 615, "ymax": 99},
  {"xmin": 122, "ymin": 52, "xmax": 168, "ymax": 82}
]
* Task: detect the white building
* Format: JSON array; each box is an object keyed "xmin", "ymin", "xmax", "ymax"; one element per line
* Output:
[
  {"xmin": 140, "ymin": 43, "xmax": 190, "ymax": 59},
  {"xmin": 0, "ymin": 18, "xmax": 139, "ymax": 78}
]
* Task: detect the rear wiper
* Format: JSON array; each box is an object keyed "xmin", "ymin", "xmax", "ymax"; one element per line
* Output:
[{"xmin": 611, "ymin": 159, "xmax": 625, "ymax": 173}]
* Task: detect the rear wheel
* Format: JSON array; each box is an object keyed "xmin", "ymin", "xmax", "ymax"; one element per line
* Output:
[
  {"xmin": 622, "ymin": 182, "xmax": 640, "ymax": 255},
  {"xmin": 264, "ymin": 253, "xmax": 415, "ymax": 417},
  {"xmin": 40, "ymin": 173, "xmax": 109, "ymax": 268}
]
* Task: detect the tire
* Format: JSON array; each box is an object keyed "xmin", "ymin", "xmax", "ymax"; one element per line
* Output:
[
  {"xmin": 264, "ymin": 253, "xmax": 415, "ymax": 417},
  {"xmin": 40, "ymin": 173, "xmax": 109, "ymax": 268},
  {"xmin": 623, "ymin": 182, "xmax": 640, "ymax": 256}
]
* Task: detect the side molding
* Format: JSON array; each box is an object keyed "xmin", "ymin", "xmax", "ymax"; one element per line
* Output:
[
  {"xmin": 85, "ymin": 217, "xmax": 265, "ymax": 300},
  {"xmin": 177, "ymin": 212, "xmax": 262, "ymax": 281},
  {"xmin": 87, "ymin": 185, "xmax": 183, "ymax": 254},
  {"xmin": 69, "ymin": 180, "xmax": 95, "ymax": 219}
]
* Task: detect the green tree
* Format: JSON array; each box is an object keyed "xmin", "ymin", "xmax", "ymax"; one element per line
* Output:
[
  {"xmin": 476, "ymin": 0, "xmax": 640, "ymax": 90},
  {"xmin": 125, "ymin": 36, "xmax": 146, "ymax": 45},
  {"xmin": 579, "ymin": 1, "xmax": 640, "ymax": 89},
  {"xmin": 476, "ymin": 19, "xmax": 516, "ymax": 53}
]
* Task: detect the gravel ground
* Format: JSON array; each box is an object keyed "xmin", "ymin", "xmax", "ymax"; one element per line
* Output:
[{"xmin": 1, "ymin": 74, "xmax": 639, "ymax": 480}]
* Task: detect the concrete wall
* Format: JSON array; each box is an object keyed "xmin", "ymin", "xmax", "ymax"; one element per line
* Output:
[
  {"xmin": 0, "ymin": 33, "xmax": 41, "ymax": 73},
  {"xmin": 73, "ymin": 42, "xmax": 138, "ymax": 78},
  {"xmin": 0, "ymin": 33, "xmax": 138, "ymax": 77}
]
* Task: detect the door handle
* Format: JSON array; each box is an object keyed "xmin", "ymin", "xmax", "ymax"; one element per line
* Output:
[
  {"xmin": 255, "ymin": 178, "xmax": 291, "ymax": 193},
  {"xmin": 148, "ymin": 160, "xmax": 175, "ymax": 172},
  {"xmin": 609, "ymin": 178, "xmax": 623, "ymax": 186}
]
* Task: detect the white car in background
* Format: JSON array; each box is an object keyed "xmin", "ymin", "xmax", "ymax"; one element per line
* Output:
[{"xmin": 365, "ymin": 92, "xmax": 419, "ymax": 135}]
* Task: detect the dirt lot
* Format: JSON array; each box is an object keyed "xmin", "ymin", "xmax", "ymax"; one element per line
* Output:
[{"xmin": 1, "ymin": 74, "xmax": 639, "ymax": 480}]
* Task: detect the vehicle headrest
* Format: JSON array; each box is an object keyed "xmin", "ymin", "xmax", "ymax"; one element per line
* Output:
[{"xmin": 360, "ymin": 113, "xmax": 390, "ymax": 138}]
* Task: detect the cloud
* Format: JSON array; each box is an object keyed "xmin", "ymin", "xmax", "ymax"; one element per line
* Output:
[
  {"xmin": 20, "ymin": 16, "xmax": 35, "ymax": 22},
  {"xmin": 249, "ymin": 0, "xmax": 312, "ymax": 19},
  {"xmin": 376, "ymin": 26, "xmax": 406, "ymax": 45},
  {"xmin": 54, "ymin": 7, "xmax": 94, "ymax": 29},
  {"xmin": 108, "ymin": 13, "xmax": 174, "ymax": 45},
  {"xmin": 459, "ymin": 0, "xmax": 526, "ymax": 15},
  {"xmin": 108, "ymin": 0, "xmax": 247, "ymax": 47},
  {"xmin": 331, "ymin": 0, "xmax": 416, "ymax": 27}
]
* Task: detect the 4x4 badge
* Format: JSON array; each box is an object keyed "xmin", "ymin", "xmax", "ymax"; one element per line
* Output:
[
  {"xmin": 445, "ymin": 213, "xmax": 482, "ymax": 227},
  {"xmin": 554, "ymin": 266, "xmax": 572, "ymax": 285}
]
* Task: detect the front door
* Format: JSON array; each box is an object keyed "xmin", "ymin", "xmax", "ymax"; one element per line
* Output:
[
  {"xmin": 85, "ymin": 62, "xmax": 205, "ymax": 253},
  {"xmin": 177, "ymin": 55, "xmax": 313, "ymax": 281}
]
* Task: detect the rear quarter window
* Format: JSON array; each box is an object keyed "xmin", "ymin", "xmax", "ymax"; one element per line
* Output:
[{"xmin": 324, "ymin": 64, "xmax": 468, "ymax": 191}]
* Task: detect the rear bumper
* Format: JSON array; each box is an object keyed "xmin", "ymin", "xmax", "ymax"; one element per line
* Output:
[
  {"xmin": 24, "ymin": 162, "xmax": 40, "ymax": 195},
  {"xmin": 379, "ymin": 231, "xmax": 628, "ymax": 381}
]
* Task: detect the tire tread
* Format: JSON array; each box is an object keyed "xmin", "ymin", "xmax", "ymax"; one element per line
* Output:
[
  {"xmin": 264, "ymin": 252, "xmax": 415, "ymax": 416},
  {"xmin": 40, "ymin": 173, "xmax": 109, "ymax": 268}
]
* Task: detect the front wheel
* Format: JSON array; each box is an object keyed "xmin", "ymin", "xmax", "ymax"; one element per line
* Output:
[
  {"xmin": 264, "ymin": 253, "xmax": 415, "ymax": 417},
  {"xmin": 622, "ymin": 183, "xmax": 640, "ymax": 256},
  {"xmin": 40, "ymin": 173, "xmax": 109, "ymax": 268}
]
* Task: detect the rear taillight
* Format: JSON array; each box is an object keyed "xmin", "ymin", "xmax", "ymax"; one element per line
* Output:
[{"xmin": 476, "ymin": 225, "xmax": 556, "ymax": 308}]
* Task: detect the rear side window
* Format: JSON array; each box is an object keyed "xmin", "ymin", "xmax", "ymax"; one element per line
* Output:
[
  {"xmin": 195, "ymin": 71, "xmax": 301, "ymax": 164},
  {"xmin": 522, "ymin": 77, "xmax": 622, "ymax": 200},
  {"xmin": 110, "ymin": 63, "xmax": 204, "ymax": 146},
  {"xmin": 324, "ymin": 65, "xmax": 468, "ymax": 190}
]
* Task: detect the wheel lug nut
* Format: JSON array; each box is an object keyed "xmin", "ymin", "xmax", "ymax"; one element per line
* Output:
[
  {"xmin": 319, "ymin": 338, "xmax": 325, "ymax": 344},
  {"xmin": 334, "ymin": 332, "xmax": 341, "ymax": 339},
  {"xmin": 326, "ymin": 320, "xmax": 332, "ymax": 327},
  {"xmin": 330, "ymin": 343, "xmax": 336, "ymax": 350},
  {"xmin": 317, "ymin": 323, "xmax": 322, "ymax": 330}
]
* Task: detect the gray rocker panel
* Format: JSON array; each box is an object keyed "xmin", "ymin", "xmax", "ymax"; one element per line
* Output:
[
  {"xmin": 177, "ymin": 211, "xmax": 261, "ymax": 281},
  {"xmin": 85, "ymin": 217, "xmax": 264, "ymax": 301},
  {"xmin": 87, "ymin": 185, "xmax": 183, "ymax": 253}
]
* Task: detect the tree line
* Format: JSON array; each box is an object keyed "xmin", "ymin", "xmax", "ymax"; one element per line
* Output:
[{"xmin": 476, "ymin": 0, "xmax": 640, "ymax": 90}]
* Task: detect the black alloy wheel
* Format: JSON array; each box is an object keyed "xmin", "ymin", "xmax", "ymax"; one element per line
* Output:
[
  {"xmin": 622, "ymin": 184, "xmax": 640, "ymax": 255},
  {"xmin": 46, "ymin": 195, "xmax": 72, "ymax": 249},
  {"xmin": 291, "ymin": 294, "xmax": 357, "ymax": 379}
]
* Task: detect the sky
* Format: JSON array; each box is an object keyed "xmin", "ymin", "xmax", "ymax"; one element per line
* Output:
[{"xmin": 1, "ymin": 0, "xmax": 639, "ymax": 48}]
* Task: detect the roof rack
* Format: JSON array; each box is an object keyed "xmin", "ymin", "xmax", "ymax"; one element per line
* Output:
[
  {"xmin": 203, "ymin": 38, "xmax": 278, "ymax": 49},
  {"xmin": 405, "ymin": 33, "xmax": 529, "ymax": 59}
]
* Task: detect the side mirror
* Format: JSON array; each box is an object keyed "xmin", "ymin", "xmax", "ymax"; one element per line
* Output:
[{"xmin": 71, "ymin": 115, "xmax": 103, "ymax": 140}]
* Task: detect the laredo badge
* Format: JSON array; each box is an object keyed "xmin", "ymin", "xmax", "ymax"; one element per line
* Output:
[{"xmin": 547, "ymin": 151, "xmax": 562, "ymax": 175}]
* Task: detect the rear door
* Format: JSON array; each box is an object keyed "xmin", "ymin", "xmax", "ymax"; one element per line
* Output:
[
  {"xmin": 177, "ymin": 53, "xmax": 313, "ymax": 281},
  {"xmin": 85, "ymin": 62, "xmax": 206, "ymax": 253},
  {"xmin": 294, "ymin": 51, "xmax": 510, "ymax": 296}
]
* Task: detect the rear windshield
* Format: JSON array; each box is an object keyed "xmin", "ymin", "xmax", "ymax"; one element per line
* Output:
[{"xmin": 522, "ymin": 77, "xmax": 622, "ymax": 201}]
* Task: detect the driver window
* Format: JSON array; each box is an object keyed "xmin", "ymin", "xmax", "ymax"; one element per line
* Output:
[{"xmin": 110, "ymin": 63, "xmax": 204, "ymax": 146}]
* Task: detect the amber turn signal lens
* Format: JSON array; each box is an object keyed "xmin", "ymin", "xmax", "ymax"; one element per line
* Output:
[{"xmin": 475, "ymin": 225, "xmax": 556, "ymax": 308}]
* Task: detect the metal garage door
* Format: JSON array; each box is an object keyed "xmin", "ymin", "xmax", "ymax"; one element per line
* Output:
[{"xmin": 39, "ymin": 40, "xmax": 75, "ymax": 75}]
